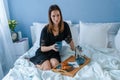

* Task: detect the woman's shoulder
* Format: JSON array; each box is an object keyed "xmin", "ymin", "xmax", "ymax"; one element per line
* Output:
[
  {"xmin": 42, "ymin": 24, "xmax": 48, "ymax": 32},
  {"xmin": 64, "ymin": 21, "xmax": 69, "ymax": 26},
  {"xmin": 63, "ymin": 21, "xmax": 70, "ymax": 29},
  {"xmin": 43, "ymin": 24, "xmax": 48, "ymax": 30}
]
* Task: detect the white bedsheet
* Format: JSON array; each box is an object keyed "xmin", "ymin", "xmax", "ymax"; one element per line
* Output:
[{"xmin": 2, "ymin": 44, "xmax": 120, "ymax": 80}]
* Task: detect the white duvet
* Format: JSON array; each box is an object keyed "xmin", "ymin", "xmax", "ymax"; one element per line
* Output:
[{"xmin": 2, "ymin": 44, "xmax": 120, "ymax": 80}]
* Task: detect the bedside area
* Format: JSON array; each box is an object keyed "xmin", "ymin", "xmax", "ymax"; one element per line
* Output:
[{"xmin": 13, "ymin": 38, "xmax": 29, "ymax": 60}]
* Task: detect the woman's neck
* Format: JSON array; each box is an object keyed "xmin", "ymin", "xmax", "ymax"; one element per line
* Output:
[
  {"xmin": 53, "ymin": 26, "xmax": 59, "ymax": 32},
  {"xmin": 52, "ymin": 26, "xmax": 59, "ymax": 36}
]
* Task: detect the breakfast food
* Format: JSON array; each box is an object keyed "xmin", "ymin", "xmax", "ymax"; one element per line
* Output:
[{"xmin": 61, "ymin": 62, "xmax": 73, "ymax": 71}]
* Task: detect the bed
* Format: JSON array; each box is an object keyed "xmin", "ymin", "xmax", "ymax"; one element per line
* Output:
[{"xmin": 3, "ymin": 21, "xmax": 120, "ymax": 80}]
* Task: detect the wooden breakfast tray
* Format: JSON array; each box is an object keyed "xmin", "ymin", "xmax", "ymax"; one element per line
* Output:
[{"xmin": 52, "ymin": 55, "xmax": 90, "ymax": 77}]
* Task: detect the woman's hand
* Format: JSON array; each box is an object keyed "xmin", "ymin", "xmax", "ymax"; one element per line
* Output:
[
  {"xmin": 51, "ymin": 44, "xmax": 58, "ymax": 52},
  {"xmin": 69, "ymin": 40, "xmax": 75, "ymax": 51},
  {"xmin": 41, "ymin": 44, "xmax": 58, "ymax": 52}
]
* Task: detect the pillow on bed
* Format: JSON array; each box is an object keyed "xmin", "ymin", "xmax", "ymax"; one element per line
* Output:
[
  {"xmin": 32, "ymin": 22, "xmax": 46, "ymax": 48},
  {"xmin": 79, "ymin": 21, "xmax": 111, "ymax": 48},
  {"xmin": 65, "ymin": 20, "xmax": 72, "ymax": 26},
  {"xmin": 70, "ymin": 24, "xmax": 79, "ymax": 46},
  {"xmin": 114, "ymin": 28, "xmax": 120, "ymax": 51}
]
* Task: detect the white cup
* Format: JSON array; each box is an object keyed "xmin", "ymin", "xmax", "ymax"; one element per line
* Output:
[{"xmin": 18, "ymin": 31, "xmax": 22, "ymax": 40}]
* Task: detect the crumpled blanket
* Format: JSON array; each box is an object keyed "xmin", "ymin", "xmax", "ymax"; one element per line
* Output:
[{"xmin": 3, "ymin": 44, "xmax": 120, "ymax": 80}]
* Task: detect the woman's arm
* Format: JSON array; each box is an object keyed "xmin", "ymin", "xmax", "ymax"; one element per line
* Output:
[
  {"xmin": 69, "ymin": 40, "xmax": 75, "ymax": 51},
  {"xmin": 41, "ymin": 44, "xmax": 58, "ymax": 52}
]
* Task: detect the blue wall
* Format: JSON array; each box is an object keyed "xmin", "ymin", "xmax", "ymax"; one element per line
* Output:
[{"xmin": 7, "ymin": 0, "xmax": 120, "ymax": 47}]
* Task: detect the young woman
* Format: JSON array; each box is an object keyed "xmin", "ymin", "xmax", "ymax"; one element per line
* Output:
[{"xmin": 30, "ymin": 4, "xmax": 75, "ymax": 70}]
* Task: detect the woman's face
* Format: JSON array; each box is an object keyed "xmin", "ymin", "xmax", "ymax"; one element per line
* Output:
[{"xmin": 51, "ymin": 10, "xmax": 61, "ymax": 26}]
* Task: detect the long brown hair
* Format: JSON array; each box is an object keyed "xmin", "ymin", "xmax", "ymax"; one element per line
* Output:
[{"xmin": 48, "ymin": 4, "xmax": 64, "ymax": 33}]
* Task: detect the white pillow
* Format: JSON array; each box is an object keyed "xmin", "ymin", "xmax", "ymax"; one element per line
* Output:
[
  {"xmin": 65, "ymin": 20, "xmax": 72, "ymax": 26},
  {"xmin": 32, "ymin": 22, "xmax": 46, "ymax": 48},
  {"xmin": 79, "ymin": 21, "xmax": 111, "ymax": 48},
  {"xmin": 70, "ymin": 24, "xmax": 80, "ymax": 46},
  {"xmin": 115, "ymin": 28, "xmax": 120, "ymax": 51}
]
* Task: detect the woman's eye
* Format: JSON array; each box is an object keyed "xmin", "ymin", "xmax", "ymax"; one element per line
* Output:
[
  {"xmin": 57, "ymin": 15, "xmax": 59, "ymax": 17},
  {"xmin": 52, "ymin": 15, "xmax": 55, "ymax": 17}
]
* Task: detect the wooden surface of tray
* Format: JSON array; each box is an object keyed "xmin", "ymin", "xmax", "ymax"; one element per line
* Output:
[{"xmin": 52, "ymin": 55, "xmax": 90, "ymax": 77}]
